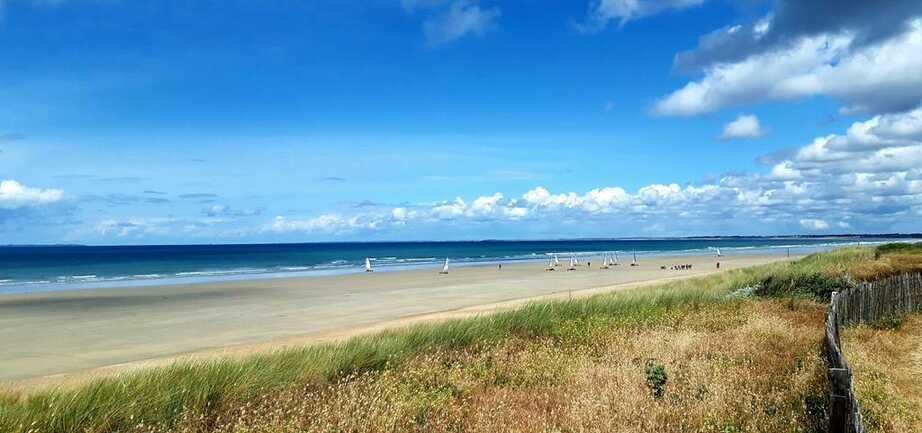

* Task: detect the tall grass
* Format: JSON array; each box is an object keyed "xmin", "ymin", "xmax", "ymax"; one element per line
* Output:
[{"xmin": 1, "ymin": 245, "xmax": 917, "ymax": 433}]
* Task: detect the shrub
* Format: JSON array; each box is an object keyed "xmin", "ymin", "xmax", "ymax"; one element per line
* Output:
[
  {"xmin": 645, "ymin": 359, "xmax": 668, "ymax": 399},
  {"xmin": 755, "ymin": 273, "xmax": 849, "ymax": 300}
]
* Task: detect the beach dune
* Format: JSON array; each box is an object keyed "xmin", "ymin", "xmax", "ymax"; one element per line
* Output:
[{"xmin": 0, "ymin": 253, "xmax": 789, "ymax": 386}]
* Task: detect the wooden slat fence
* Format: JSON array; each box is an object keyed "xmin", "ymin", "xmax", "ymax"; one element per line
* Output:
[
  {"xmin": 825, "ymin": 292, "xmax": 864, "ymax": 433},
  {"xmin": 824, "ymin": 272, "xmax": 922, "ymax": 433},
  {"xmin": 835, "ymin": 273, "xmax": 922, "ymax": 326}
]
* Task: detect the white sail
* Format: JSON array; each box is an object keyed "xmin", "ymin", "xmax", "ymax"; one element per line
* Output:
[
  {"xmin": 554, "ymin": 254, "xmax": 560, "ymax": 266},
  {"xmin": 574, "ymin": 256, "xmax": 580, "ymax": 266},
  {"xmin": 716, "ymin": 247, "xmax": 722, "ymax": 257},
  {"xmin": 632, "ymin": 251, "xmax": 638, "ymax": 265},
  {"xmin": 568, "ymin": 256, "xmax": 576, "ymax": 270},
  {"xmin": 614, "ymin": 252, "xmax": 620, "ymax": 264},
  {"xmin": 440, "ymin": 258, "xmax": 449, "ymax": 274},
  {"xmin": 364, "ymin": 257, "xmax": 373, "ymax": 272}
]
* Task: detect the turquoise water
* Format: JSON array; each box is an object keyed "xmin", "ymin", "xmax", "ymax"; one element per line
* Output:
[{"xmin": 0, "ymin": 236, "xmax": 913, "ymax": 293}]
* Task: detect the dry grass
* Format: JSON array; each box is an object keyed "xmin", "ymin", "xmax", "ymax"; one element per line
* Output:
[
  {"xmin": 124, "ymin": 299, "xmax": 829, "ymax": 433},
  {"xmin": 849, "ymin": 253, "xmax": 922, "ymax": 282},
  {"xmin": 845, "ymin": 242, "xmax": 922, "ymax": 281},
  {"xmin": 841, "ymin": 314, "xmax": 922, "ymax": 433}
]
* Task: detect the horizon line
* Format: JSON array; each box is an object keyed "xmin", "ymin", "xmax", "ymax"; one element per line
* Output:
[{"xmin": 3, "ymin": 233, "xmax": 921, "ymax": 248}]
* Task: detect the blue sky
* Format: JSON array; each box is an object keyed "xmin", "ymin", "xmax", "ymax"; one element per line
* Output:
[{"xmin": 1, "ymin": 0, "xmax": 921, "ymax": 244}]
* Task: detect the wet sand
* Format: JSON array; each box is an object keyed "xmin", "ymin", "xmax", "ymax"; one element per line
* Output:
[{"xmin": 0, "ymin": 253, "xmax": 793, "ymax": 387}]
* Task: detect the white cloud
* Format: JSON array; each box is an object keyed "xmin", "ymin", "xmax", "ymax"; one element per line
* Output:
[
  {"xmin": 655, "ymin": 19, "xmax": 922, "ymax": 116},
  {"xmin": 799, "ymin": 218, "xmax": 830, "ymax": 230},
  {"xmin": 0, "ymin": 179, "xmax": 63, "ymax": 208},
  {"xmin": 719, "ymin": 114, "xmax": 765, "ymax": 140},
  {"xmin": 469, "ymin": 192, "xmax": 503, "ymax": 215},
  {"xmin": 770, "ymin": 161, "xmax": 801, "ymax": 180},
  {"xmin": 581, "ymin": 0, "xmax": 706, "ymax": 31},
  {"xmin": 258, "ymin": 105, "xmax": 922, "ymax": 236},
  {"xmin": 422, "ymin": 1, "xmax": 499, "ymax": 46},
  {"xmin": 92, "ymin": 216, "xmax": 235, "ymax": 238},
  {"xmin": 266, "ymin": 214, "xmax": 381, "ymax": 234},
  {"xmin": 673, "ymin": 1, "xmax": 922, "ymax": 71}
]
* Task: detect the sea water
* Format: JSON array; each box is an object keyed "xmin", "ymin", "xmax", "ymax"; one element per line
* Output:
[{"xmin": 0, "ymin": 236, "xmax": 914, "ymax": 294}]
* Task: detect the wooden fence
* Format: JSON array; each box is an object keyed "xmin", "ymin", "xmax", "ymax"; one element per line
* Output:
[
  {"xmin": 834, "ymin": 273, "xmax": 922, "ymax": 326},
  {"xmin": 824, "ymin": 272, "xmax": 922, "ymax": 433},
  {"xmin": 825, "ymin": 292, "xmax": 865, "ymax": 433}
]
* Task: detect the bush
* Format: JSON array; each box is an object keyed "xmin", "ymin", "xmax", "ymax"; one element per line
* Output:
[
  {"xmin": 645, "ymin": 359, "xmax": 668, "ymax": 399},
  {"xmin": 755, "ymin": 273, "xmax": 848, "ymax": 300}
]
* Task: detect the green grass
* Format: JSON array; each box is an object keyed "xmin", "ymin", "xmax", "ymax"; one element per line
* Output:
[
  {"xmin": 874, "ymin": 242, "xmax": 922, "ymax": 257},
  {"xmin": 1, "ymin": 245, "xmax": 918, "ymax": 433}
]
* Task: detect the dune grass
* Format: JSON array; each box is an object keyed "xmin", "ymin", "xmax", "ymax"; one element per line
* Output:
[
  {"xmin": 0, "ymin": 244, "xmax": 918, "ymax": 433},
  {"xmin": 752, "ymin": 244, "xmax": 922, "ymax": 298},
  {"xmin": 196, "ymin": 299, "xmax": 829, "ymax": 433}
]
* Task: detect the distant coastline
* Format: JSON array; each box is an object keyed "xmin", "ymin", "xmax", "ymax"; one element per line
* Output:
[{"xmin": 3, "ymin": 232, "xmax": 922, "ymax": 248}]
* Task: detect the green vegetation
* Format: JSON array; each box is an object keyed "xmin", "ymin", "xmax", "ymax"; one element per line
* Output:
[
  {"xmin": 644, "ymin": 359, "xmax": 668, "ymax": 399},
  {"xmin": 1, "ymin": 243, "xmax": 920, "ymax": 433},
  {"xmin": 874, "ymin": 242, "xmax": 922, "ymax": 257},
  {"xmin": 752, "ymin": 243, "xmax": 922, "ymax": 298}
]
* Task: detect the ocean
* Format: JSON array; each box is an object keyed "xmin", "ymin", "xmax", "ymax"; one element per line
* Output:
[{"xmin": 0, "ymin": 236, "xmax": 915, "ymax": 294}]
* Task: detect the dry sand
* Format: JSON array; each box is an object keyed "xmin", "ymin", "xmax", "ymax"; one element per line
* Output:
[{"xmin": 0, "ymin": 253, "xmax": 793, "ymax": 388}]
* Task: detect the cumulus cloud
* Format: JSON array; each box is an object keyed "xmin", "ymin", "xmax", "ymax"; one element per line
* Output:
[
  {"xmin": 656, "ymin": 16, "xmax": 922, "ymax": 116},
  {"xmin": 674, "ymin": 0, "xmax": 922, "ymax": 71},
  {"xmin": 0, "ymin": 179, "xmax": 63, "ymax": 208},
  {"xmin": 580, "ymin": 0, "xmax": 706, "ymax": 31},
  {"xmin": 422, "ymin": 1, "xmax": 499, "ymax": 46},
  {"xmin": 778, "ymin": 107, "xmax": 922, "ymax": 176},
  {"xmin": 719, "ymin": 114, "xmax": 765, "ymax": 140},
  {"xmin": 262, "ymin": 105, "xmax": 922, "ymax": 236},
  {"xmin": 799, "ymin": 218, "xmax": 829, "ymax": 230}
]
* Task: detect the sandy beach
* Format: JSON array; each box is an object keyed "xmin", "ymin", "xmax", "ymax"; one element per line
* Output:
[{"xmin": 0, "ymin": 253, "xmax": 793, "ymax": 387}]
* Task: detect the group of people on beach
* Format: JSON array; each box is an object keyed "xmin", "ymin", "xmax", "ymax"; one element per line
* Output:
[{"xmin": 663, "ymin": 263, "xmax": 693, "ymax": 270}]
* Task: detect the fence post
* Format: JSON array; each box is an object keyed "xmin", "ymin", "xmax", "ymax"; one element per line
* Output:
[{"xmin": 829, "ymin": 368, "xmax": 852, "ymax": 433}]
